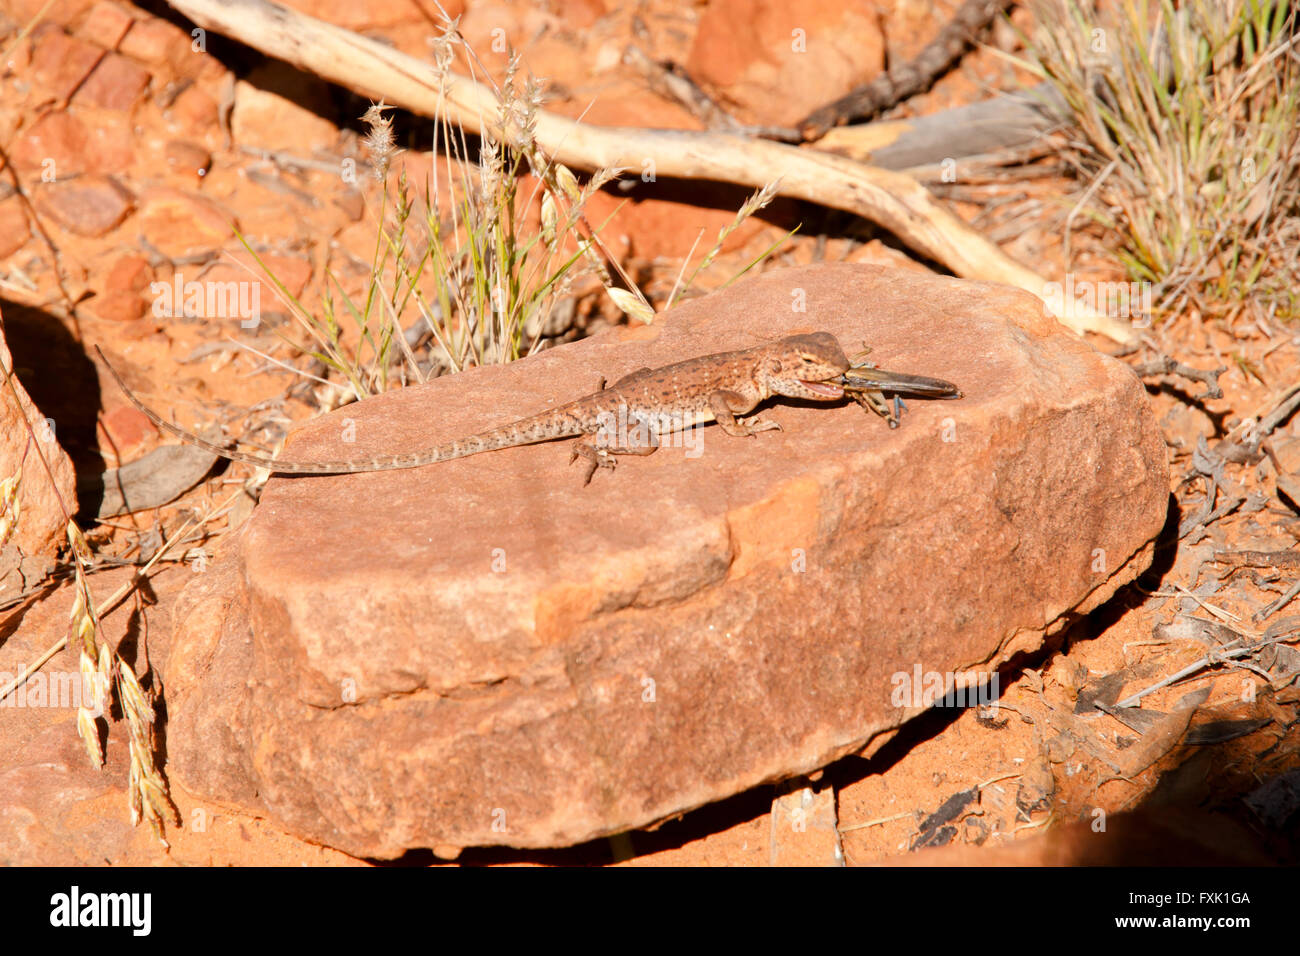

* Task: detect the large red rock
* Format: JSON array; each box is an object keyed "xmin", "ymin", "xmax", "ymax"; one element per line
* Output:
[{"xmin": 160, "ymin": 264, "xmax": 1169, "ymax": 856}]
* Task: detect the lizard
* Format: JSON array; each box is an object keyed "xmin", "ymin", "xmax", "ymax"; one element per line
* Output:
[{"xmin": 95, "ymin": 333, "xmax": 857, "ymax": 486}]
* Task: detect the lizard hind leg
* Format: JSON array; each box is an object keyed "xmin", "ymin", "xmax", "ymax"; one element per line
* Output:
[
  {"xmin": 568, "ymin": 418, "xmax": 660, "ymax": 486},
  {"xmin": 738, "ymin": 414, "xmax": 782, "ymax": 434}
]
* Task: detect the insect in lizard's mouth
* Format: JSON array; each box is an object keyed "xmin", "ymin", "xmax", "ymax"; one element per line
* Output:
[{"xmin": 800, "ymin": 380, "xmax": 846, "ymax": 398}]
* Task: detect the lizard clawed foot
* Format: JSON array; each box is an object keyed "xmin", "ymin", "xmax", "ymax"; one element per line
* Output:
[
  {"xmin": 569, "ymin": 443, "xmax": 616, "ymax": 486},
  {"xmin": 737, "ymin": 415, "xmax": 782, "ymax": 436}
]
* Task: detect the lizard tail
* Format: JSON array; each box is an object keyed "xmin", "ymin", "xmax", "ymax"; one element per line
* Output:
[{"xmin": 96, "ymin": 346, "xmax": 466, "ymax": 475}]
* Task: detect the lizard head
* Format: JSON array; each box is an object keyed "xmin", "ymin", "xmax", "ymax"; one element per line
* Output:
[{"xmin": 763, "ymin": 332, "xmax": 850, "ymax": 401}]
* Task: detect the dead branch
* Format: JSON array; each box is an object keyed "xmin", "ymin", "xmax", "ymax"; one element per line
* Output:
[
  {"xmin": 798, "ymin": 0, "xmax": 1016, "ymax": 139},
  {"xmin": 166, "ymin": 0, "xmax": 1134, "ymax": 343},
  {"xmin": 1132, "ymin": 355, "xmax": 1226, "ymax": 401}
]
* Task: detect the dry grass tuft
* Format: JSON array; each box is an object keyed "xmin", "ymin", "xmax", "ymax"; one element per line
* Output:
[
  {"xmin": 65, "ymin": 521, "xmax": 179, "ymax": 845},
  {"xmin": 243, "ymin": 19, "xmax": 791, "ymax": 405},
  {"xmin": 1024, "ymin": 0, "xmax": 1299, "ymax": 325}
]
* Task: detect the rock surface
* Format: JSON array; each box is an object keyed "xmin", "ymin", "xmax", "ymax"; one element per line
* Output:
[{"xmin": 162, "ymin": 263, "xmax": 1169, "ymax": 856}]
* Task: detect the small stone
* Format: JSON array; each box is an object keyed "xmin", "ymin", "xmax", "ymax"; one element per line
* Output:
[
  {"xmin": 118, "ymin": 15, "xmax": 193, "ymax": 74},
  {"xmin": 770, "ymin": 781, "xmax": 842, "ymax": 866},
  {"xmin": 74, "ymin": 52, "xmax": 151, "ymax": 110},
  {"xmin": 167, "ymin": 85, "xmax": 219, "ymax": 136},
  {"xmin": 230, "ymin": 66, "xmax": 339, "ymax": 152},
  {"xmin": 0, "ymin": 201, "xmax": 31, "ymax": 258},
  {"xmin": 76, "ymin": 1, "xmax": 134, "ymax": 50},
  {"xmin": 98, "ymin": 403, "xmax": 156, "ymax": 450},
  {"xmin": 136, "ymin": 187, "xmax": 236, "ymax": 259},
  {"xmin": 90, "ymin": 254, "xmax": 154, "ymax": 321},
  {"xmin": 11, "ymin": 111, "xmax": 135, "ymax": 176},
  {"xmin": 38, "ymin": 174, "xmax": 134, "ymax": 237},
  {"xmin": 89, "ymin": 291, "xmax": 146, "ymax": 322},
  {"xmin": 164, "ymin": 139, "xmax": 212, "ymax": 180},
  {"xmin": 11, "ymin": 111, "xmax": 89, "ymax": 176},
  {"xmin": 105, "ymin": 253, "xmax": 152, "ymax": 292},
  {"xmin": 28, "ymin": 24, "xmax": 104, "ymax": 103}
]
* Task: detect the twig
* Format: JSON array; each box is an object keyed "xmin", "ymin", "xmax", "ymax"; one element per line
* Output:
[
  {"xmin": 1215, "ymin": 383, "xmax": 1300, "ymax": 463},
  {"xmin": 838, "ymin": 771, "xmax": 1021, "ymax": 834},
  {"xmin": 1113, "ymin": 633, "xmax": 1293, "ymax": 708},
  {"xmin": 1115, "ymin": 618, "xmax": 1300, "ymax": 709},
  {"xmin": 1178, "ymin": 477, "xmax": 1245, "ymax": 539},
  {"xmin": 1258, "ymin": 580, "xmax": 1300, "ymax": 622},
  {"xmin": 209, "ymin": 337, "xmax": 332, "ymax": 390},
  {"xmin": 1170, "ymin": 581, "xmax": 1242, "ymax": 625},
  {"xmin": 622, "ymin": 45, "xmax": 739, "ymax": 132},
  {"xmin": 797, "ymin": 0, "xmax": 1015, "ymax": 139},
  {"xmin": 838, "ymin": 810, "xmax": 914, "ymax": 833},
  {"xmin": 1132, "ymin": 355, "xmax": 1226, "ymax": 401},
  {"xmin": 1215, "ymin": 550, "xmax": 1300, "ymax": 571},
  {"xmin": 1063, "ymin": 159, "xmax": 1115, "ymax": 269}
]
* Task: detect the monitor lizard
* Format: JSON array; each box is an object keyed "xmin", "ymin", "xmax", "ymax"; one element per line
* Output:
[{"xmin": 96, "ymin": 333, "xmax": 861, "ymax": 486}]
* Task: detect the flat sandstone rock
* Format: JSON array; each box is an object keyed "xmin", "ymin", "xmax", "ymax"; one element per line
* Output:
[{"xmin": 162, "ymin": 264, "xmax": 1168, "ymax": 856}]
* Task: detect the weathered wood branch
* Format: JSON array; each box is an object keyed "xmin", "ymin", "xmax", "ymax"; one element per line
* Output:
[{"xmin": 167, "ymin": 0, "xmax": 1133, "ymax": 343}]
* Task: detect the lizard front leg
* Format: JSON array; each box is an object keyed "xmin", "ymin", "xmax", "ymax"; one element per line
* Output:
[{"xmin": 708, "ymin": 390, "xmax": 782, "ymax": 437}]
